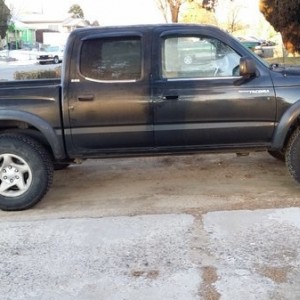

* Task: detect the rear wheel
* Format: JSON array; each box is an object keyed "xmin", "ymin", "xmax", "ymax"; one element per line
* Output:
[
  {"xmin": 286, "ymin": 128, "xmax": 300, "ymax": 183},
  {"xmin": 0, "ymin": 134, "xmax": 53, "ymax": 211}
]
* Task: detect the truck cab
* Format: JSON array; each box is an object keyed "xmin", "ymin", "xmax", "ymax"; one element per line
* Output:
[{"xmin": 63, "ymin": 24, "xmax": 276, "ymax": 156}]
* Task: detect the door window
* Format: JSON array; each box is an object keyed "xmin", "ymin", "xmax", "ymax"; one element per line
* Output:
[
  {"xmin": 80, "ymin": 36, "xmax": 142, "ymax": 81},
  {"xmin": 162, "ymin": 36, "xmax": 241, "ymax": 79}
]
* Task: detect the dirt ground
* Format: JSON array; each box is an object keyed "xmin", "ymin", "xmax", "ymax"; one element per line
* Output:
[{"xmin": 1, "ymin": 151, "xmax": 299, "ymax": 220}]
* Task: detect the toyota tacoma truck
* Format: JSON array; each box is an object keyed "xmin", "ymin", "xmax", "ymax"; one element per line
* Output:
[{"xmin": 1, "ymin": 23, "xmax": 300, "ymax": 211}]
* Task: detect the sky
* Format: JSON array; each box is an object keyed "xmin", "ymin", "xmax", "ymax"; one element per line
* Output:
[
  {"xmin": 6, "ymin": 0, "xmax": 262, "ymax": 25},
  {"xmin": 5, "ymin": 0, "xmax": 270, "ymax": 38},
  {"xmin": 5, "ymin": 0, "xmax": 165, "ymax": 25}
]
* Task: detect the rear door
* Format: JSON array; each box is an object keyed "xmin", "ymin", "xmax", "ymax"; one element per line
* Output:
[
  {"xmin": 65, "ymin": 31, "xmax": 153, "ymax": 156},
  {"xmin": 151, "ymin": 28, "xmax": 276, "ymax": 150}
]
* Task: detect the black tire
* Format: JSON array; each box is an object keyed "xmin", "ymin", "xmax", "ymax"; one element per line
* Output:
[
  {"xmin": 286, "ymin": 128, "xmax": 300, "ymax": 183},
  {"xmin": 0, "ymin": 134, "xmax": 53, "ymax": 211},
  {"xmin": 53, "ymin": 56, "xmax": 59, "ymax": 64},
  {"xmin": 268, "ymin": 150, "xmax": 285, "ymax": 162}
]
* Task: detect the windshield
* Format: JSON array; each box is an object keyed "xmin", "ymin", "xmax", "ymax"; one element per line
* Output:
[{"xmin": 40, "ymin": 46, "xmax": 60, "ymax": 52}]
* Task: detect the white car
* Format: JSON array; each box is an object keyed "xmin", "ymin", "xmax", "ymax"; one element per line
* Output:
[{"xmin": 36, "ymin": 45, "xmax": 64, "ymax": 64}]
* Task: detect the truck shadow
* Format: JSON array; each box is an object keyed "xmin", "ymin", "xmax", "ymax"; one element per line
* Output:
[{"xmin": 30, "ymin": 152, "xmax": 300, "ymax": 217}]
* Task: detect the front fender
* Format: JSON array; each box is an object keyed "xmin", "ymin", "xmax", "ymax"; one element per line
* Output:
[
  {"xmin": 0, "ymin": 110, "xmax": 66, "ymax": 159},
  {"xmin": 272, "ymin": 100, "xmax": 300, "ymax": 150}
]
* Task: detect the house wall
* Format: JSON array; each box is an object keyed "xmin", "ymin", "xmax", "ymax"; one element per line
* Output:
[
  {"xmin": 18, "ymin": 14, "xmax": 87, "ymax": 46},
  {"xmin": 21, "ymin": 21, "xmax": 67, "ymax": 33},
  {"xmin": 43, "ymin": 32, "xmax": 69, "ymax": 46}
]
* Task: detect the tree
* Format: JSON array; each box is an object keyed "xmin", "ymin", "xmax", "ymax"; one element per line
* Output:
[
  {"xmin": 0, "ymin": 0, "xmax": 10, "ymax": 39},
  {"xmin": 259, "ymin": 0, "xmax": 300, "ymax": 54},
  {"xmin": 223, "ymin": 1, "xmax": 245, "ymax": 33},
  {"xmin": 202, "ymin": 0, "xmax": 218, "ymax": 12},
  {"xmin": 155, "ymin": 0, "xmax": 187, "ymax": 23},
  {"xmin": 7, "ymin": 21, "xmax": 19, "ymax": 48},
  {"xmin": 155, "ymin": 0, "xmax": 220, "ymax": 23},
  {"xmin": 180, "ymin": 1, "xmax": 217, "ymax": 25},
  {"xmin": 68, "ymin": 4, "xmax": 84, "ymax": 19}
]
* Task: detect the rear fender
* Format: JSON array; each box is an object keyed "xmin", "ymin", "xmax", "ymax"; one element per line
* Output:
[{"xmin": 0, "ymin": 110, "xmax": 66, "ymax": 159}]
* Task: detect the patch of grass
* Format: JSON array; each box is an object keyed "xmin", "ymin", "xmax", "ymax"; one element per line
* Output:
[
  {"xmin": 264, "ymin": 56, "xmax": 300, "ymax": 66},
  {"xmin": 14, "ymin": 67, "xmax": 61, "ymax": 80}
]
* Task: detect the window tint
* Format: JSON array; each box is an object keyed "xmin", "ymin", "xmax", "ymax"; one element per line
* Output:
[
  {"xmin": 80, "ymin": 36, "xmax": 142, "ymax": 81},
  {"xmin": 162, "ymin": 36, "xmax": 241, "ymax": 79}
]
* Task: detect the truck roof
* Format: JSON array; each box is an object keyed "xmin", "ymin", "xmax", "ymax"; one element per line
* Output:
[{"xmin": 70, "ymin": 23, "xmax": 226, "ymax": 36}]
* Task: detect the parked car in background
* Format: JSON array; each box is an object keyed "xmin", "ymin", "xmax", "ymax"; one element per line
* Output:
[
  {"xmin": 36, "ymin": 45, "xmax": 64, "ymax": 64},
  {"xmin": 248, "ymin": 36, "xmax": 277, "ymax": 47},
  {"xmin": 237, "ymin": 37, "xmax": 264, "ymax": 57}
]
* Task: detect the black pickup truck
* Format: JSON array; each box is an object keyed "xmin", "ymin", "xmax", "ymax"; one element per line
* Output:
[{"xmin": 1, "ymin": 23, "xmax": 300, "ymax": 211}]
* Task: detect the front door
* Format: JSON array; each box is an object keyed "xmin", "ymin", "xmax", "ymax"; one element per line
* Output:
[{"xmin": 152, "ymin": 31, "xmax": 276, "ymax": 150}]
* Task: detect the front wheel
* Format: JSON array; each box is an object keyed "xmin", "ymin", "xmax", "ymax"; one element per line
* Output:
[
  {"xmin": 53, "ymin": 56, "xmax": 60, "ymax": 64},
  {"xmin": 268, "ymin": 150, "xmax": 285, "ymax": 162},
  {"xmin": 286, "ymin": 128, "xmax": 300, "ymax": 183},
  {"xmin": 0, "ymin": 134, "xmax": 53, "ymax": 211}
]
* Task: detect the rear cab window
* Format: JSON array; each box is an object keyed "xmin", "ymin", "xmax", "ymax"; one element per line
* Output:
[{"xmin": 79, "ymin": 36, "xmax": 142, "ymax": 81}]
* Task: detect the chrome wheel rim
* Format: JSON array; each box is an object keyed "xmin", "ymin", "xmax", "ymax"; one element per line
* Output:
[
  {"xmin": 0, "ymin": 154, "xmax": 32, "ymax": 197},
  {"xmin": 183, "ymin": 55, "xmax": 193, "ymax": 65}
]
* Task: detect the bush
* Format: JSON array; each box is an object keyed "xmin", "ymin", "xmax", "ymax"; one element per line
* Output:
[{"xmin": 14, "ymin": 67, "xmax": 61, "ymax": 80}]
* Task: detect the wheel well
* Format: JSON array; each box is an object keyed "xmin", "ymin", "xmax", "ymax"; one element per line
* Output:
[
  {"xmin": 283, "ymin": 118, "xmax": 300, "ymax": 150},
  {"xmin": 0, "ymin": 120, "xmax": 54, "ymax": 158}
]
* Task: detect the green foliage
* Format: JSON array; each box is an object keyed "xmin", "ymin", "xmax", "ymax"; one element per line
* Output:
[
  {"xmin": 14, "ymin": 67, "xmax": 61, "ymax": 80},
  {"xmin": 68, "ymin": 4, "xmax": 84, "ymax": 19},
  {"xmin": 156, "ymin": 0, "xmax": 219, "ymax": 24},
  {"xmin": 259, "ymin": 0, "xmax": 300, "ymax": 53},
  {"xmin": 265, "ymin": 56, "xmax": 300, "ymax": 66},
  {"xmin": 0, "ymin": 0, "xmax": 10, "ymax": 39},
  {"xmin": 7, "ymin": 22, "xmax": 15, "ymax": 32}
]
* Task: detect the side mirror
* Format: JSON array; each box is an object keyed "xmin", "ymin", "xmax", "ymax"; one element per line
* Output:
[{"xmin": 239, "ymin": 57, "xmax": 256, "ymax": 77}]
